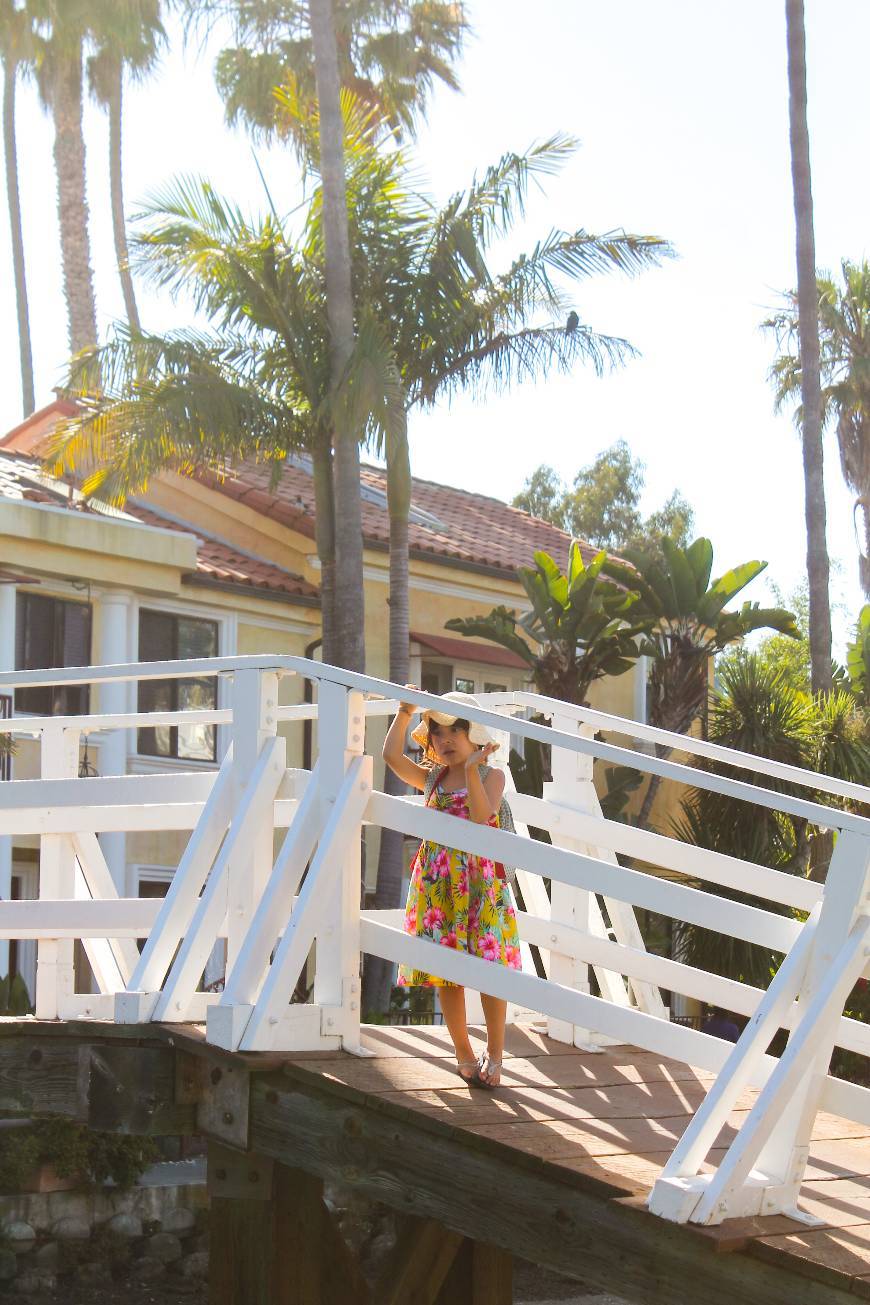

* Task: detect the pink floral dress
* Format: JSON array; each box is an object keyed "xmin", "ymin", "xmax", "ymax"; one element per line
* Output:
[{"xmin": 397, "ymin": 779, "xmax": 522, "ymax": 989}]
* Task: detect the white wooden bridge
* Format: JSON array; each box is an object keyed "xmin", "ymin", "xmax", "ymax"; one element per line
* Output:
[{"xmin": 2, "ymin": 655, "xmax": 870, "ymax": 1303}]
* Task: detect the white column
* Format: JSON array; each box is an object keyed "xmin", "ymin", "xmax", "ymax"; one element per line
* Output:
[
  {"xmin": 96, "ymin": 592, "xmax": 133, "ymax": 891},
  {"xmin": 0, "ymin": 585, "xmax": 14, "ymax": 977}
]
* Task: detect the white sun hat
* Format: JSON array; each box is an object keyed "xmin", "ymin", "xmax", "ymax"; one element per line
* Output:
[{"xmin": 410, "ymin": 691, "xmax": 502, "ymax": 760}]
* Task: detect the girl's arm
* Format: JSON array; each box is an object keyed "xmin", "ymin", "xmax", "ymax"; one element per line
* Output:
[
  {"xmin": 465, "ymin": 744, "xmax": 505, "ymax": 823},
  {"xmin": 382, "ymin": 691, "xmax": 429, "ymax": 791}
]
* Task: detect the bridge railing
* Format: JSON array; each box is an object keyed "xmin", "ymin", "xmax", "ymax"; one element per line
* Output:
[{"xmin": 0, "ymin": 654, "xmax": 869, "ymax": 1230}]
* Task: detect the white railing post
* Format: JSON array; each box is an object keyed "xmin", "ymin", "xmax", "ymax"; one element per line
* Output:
[
  {"xmin": 35, "ymin": 723, "xmax": 79, "ymax": 1017},
  {"xmin": 226, "ymin": 668, "xmax": 280, "ymax": 972},
  {"xmin": 312, "ymin": 679, "xmax": 366, "ymax": 1048},
  {"xmin": 544, "ymin": 714, "xmax": 614, "ymax": 1047}
]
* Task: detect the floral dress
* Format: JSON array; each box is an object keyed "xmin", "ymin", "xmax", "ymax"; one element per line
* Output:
[{"xmin": 397, "ymin": 775, "xmax": 523, "ymax": 989}]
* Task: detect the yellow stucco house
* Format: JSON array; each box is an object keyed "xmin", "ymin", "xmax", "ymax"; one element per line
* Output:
[{"xmin": 0, "ymin": 400, "xmax": 650, "ymax": 995}]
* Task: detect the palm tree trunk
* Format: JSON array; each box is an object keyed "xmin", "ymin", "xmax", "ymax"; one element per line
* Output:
[
  {"xmin": 311, "ymin": 432, "xmax": 337, "ymax": 665},
  {"xmin": 365, "ymin": 421, "xmax": 412, "ymax": 1015},
  {"xmin": 108, "ymin": 61, "xmax": 140, "ymax": 333},
  {"xmin": 53, "ymin": 50, "xmax": 98, "ymax": 355},
  {"xmin": 786, "ymin": 0, "xmax": 832, "ymax": 695},
  {"xmin": 308, "ymin": 0, "xmax": 365, "ymax": 674},
  {"xmin": 3, "ymin": 54, "xmax": 34, "ymax": 417}
]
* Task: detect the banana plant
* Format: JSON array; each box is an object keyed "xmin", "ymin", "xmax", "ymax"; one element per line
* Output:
[
  {"xmin": 446, "ymin": 542, "xmax": 652, "ymax": 706},
  {"xmin": 846, "ymin": 605, "xmax": 870, "ymax": 708},
  {"xmin": 603, "ymin": 537, "xmax": 799, "ymax": 828}
]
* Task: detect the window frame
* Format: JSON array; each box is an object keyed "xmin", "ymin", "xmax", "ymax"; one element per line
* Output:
[
  {"xmin": 14, "ymin": 590, "xmax": 92, "ymax": 717},
  {"xmin": 136, "ymin": 607, "xmax": 220, "ymax": 763}
]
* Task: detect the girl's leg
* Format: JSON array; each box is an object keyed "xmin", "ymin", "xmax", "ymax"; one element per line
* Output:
[
  {"xmin": 438, "ymin": 985, "xmax": 476, "ymax": 1067},
  {"xmin": 479, "ymin": 993, "xmax": 507, "ymax": 1086}
]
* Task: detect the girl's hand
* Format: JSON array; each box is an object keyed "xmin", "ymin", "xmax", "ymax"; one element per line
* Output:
[
  {"xmin": 398, "ymin": 684, "xmax": 420, "ymax": 715},
  {"xmin": 465, "ymin": 742, "xmax": 498, "ymax": 770}
]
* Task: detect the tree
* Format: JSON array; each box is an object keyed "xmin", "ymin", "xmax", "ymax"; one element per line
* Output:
[
  {"xmin": 87, "ymin": 0, "xmax": 166, "ymax": 333},
  {"xmin": 446, "ymin": 544, "xmax": 652, "ymax": 707},
  {"xmin": 308, "ymin": 0, "xmax": 365, "ymax": 674},
  {"xmin": 783, "ymin": 0, "xmax": 832, "ymax": 694},
  {"xmin": 674, "ymin": 655, "xmax": 870, "ymax": 985},
  {"xmin": 49, "ymin": 118, "xmax": 672, "ymax": 1013},
  {"xmin": 1, "ymin": 0, "xmax": 35, "ymax": 415},
  {"xmin": 31, "ymin": 0, "xmax": 98, "ymax": 355},
  {"xmin": 191, "ymin": 0, "xmax": 469, "ymax": 144},
  {"xmin": 766, "ymin": 260, "xmax": 870, "ymax": 600},
  {"xmin": 602, "ymin": 538, "xmax": 799, "ymax": 829},
  {"xmin": 512, "ymin": 440, "xmax": 694, "ymax": 558}
]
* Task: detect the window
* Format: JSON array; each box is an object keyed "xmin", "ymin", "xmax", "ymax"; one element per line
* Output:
[
  {"xmin": 484, "ymin": 682, "xmax": 507, "ymax": 694},
  {"xmin": 454, "ymin": 677, "xmax": 475, "ymax": 694},
  {"xmin": 137, "ymin": 610, "xmax": 218, "ymax": 761},
  {"xmin": 15, "ymin": 593, "xmax": 91, "ymax": 715}
]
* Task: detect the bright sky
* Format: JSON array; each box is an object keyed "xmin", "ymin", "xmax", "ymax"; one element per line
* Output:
[{"xmin": 1, "ymin": 0, "xmax": 867, "ymax": 652}]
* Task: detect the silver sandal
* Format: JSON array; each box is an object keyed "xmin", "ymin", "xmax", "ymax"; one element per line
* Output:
[
  {"xmin": 456, "ymin": 1059, "xmax": 481, "ymax": 1085},
  {"xmin": 476, "ymin": 1049, "xmax": 502, "ymax": 1089}
]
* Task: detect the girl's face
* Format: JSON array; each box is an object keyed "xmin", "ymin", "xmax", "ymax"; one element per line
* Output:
[{"xmin": 428, "ymin": 720, "xmax": 476, "ymax": 766}]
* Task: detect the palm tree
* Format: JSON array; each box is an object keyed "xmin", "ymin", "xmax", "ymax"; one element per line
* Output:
[
  {"xmin": 767, "ymin": 260, "xmax": 870, "ymax": 599},
  {"xmin": 1, "ymin": 0, "xmax": 35, "ymax": 416},
  {"xmin": 308, "ymin": 0, "xmax": 365, "ymax": 674},
  {"xmin": 603, "ymin": 538, "xmax": 799, "ymax": 829},
  {"xmin": 675, "ymin": 656, "xmax": 870, "ymax": 984},
  {"xmin": 783, "ymin": 0, "xmax": 832, "ymax": 695},
  {"xmin": 86, "ymin": 0, "xmax": 166, "ymax": 333},
  {"xmin": 30, "ymin": 0, "xmax": 98, "ymax": 355}
]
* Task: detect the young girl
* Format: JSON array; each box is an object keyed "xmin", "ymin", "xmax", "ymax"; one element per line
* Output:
[{"xmin": 382, "ymin": 690, "xmax": 522, "ymax": 1088}]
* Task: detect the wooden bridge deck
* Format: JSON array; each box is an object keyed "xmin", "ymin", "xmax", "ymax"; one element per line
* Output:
[
  {"xmin": 5, "ymin": 1017, "xmax": 870, "ymax": 1303},
  {"xmin": 286, "ymin": 1021, "xmax": 870, "ymax": 1297}
]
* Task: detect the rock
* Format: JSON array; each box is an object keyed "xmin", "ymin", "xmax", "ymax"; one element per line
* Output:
[
  {"xmin": 15, "ymin": 1271, "xmax": 57, "ymax": 1294},
  {"xmin": 33, "ymin": 1241, "xmax": 60, "ymax": 1270},
  {"xmin": 148, "ymin": 1231, "xmax": 183, "ymax": 1263},
  {"xmin": 106, "ymin": 1212, "xmax": 143, "ymax": 1239},
  {"xmin": 366, "ymin": 1230, "xmax": 397, "ymax": 1268},
  {"xmin": 131, "ymin": 1256, "xmax": 165, "ymax": 1282},
  {"xmin": 0, "ymin": 1249, "xmax": 17, "ymax": 1280},
  {"xmin": 161, "ymin": 1207, "xmax": 196, "ymax": 1236},
  {"xmin": 77, "ymin": 1261, "xmax": 113, "ymax": 1285},
  {"xmin": 191, "ymin": 1231, "xmax": 209, "ymax": 1255},
  {"xmin": 3, "ymin": 1220, "xmax": 35, "ymax": 1250},
  {"xmin": 180, "ymin": 1250, "xmax": 209, "ymax": 1280},
  {"xmin": 51, "ymin": 1216, "xmax": 90, "ymax": 1241}
]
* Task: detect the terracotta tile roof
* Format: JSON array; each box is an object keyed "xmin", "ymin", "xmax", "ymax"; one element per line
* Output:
[
  {"xmin": 410, "ymin": 630, "xmax": 529, "ymax": 670},
  {"xmin": 200, "ymin": 455, "xmax": 592, "ymax": 579},
  {"xmin": 128, "ymin": 502, "xmax": 319, "ymax": 603},
  {"xmin": 0, "ymin": 453, "xmax": 318, "ymax": 605}
]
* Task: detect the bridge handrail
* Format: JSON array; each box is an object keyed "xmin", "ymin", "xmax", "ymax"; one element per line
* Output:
[{"xmin": 0, "ymin": 656, "xmax": 866, "ymax": 834}]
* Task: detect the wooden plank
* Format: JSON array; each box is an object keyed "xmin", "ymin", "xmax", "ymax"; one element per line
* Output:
[
  {"xmin": 0, "ymin": 1036, "xmax": 85, "ymax": 1118},
  {"xmin": 373, "ymin": 1215, "xmax": 464, "ymax": 1305},
  {"xmin": 435, "ymin": 1238, "xmax": 513, "ymax": 1305},
  {"xmin": 751, "ymin": 1224, "xmax": 870, "ymax": 1292},
  {"xmin": 87, "ymin": 1044, "xmax": 196, "ymax": 1135},
  {"xmin": 248, "ymin": 1068, "xmax": 858, "ymax": 1305}
]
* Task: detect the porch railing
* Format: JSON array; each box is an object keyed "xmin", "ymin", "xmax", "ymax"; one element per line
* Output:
[{"xmin": 0, "ymin": 654, "xmax": 869, "ymax": 1230}]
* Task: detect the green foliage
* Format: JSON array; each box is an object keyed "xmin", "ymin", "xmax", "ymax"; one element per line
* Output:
[
  {"xmin": 846, "ymin": 605, "xmax": 870, "ymax": 707},
  {"xmin": 599, "ymin": 765, "xmax": 644, "ymax": 823},
  {"xmin": 512, "ymin": 441, "xmax": 694, "ymax": 559},
  {"xmin": 674, "ymin": 655, "xmax": 870, "ymax": 986},
  {"xmin": 447, "ymin": 543, "xmax": 652, "ymax": 706},
  {"xmin": 604, "ymin": 538, "xmax": 798, "ymax": 743},
  {"xmin": 0, "ymin": 1118, "xmax": 157, "ymax": 1192},
  {"xmin": 0, "ymin": 973, "xmax": 32, "ymax": 1016}
]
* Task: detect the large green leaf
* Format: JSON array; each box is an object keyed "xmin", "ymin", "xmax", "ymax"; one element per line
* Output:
[
  {"xmin": 697, "ymin": 560, "xmax": 767, "ymax": 625},
  {"xmin": 444, "ymin": 610, "xmax": 536, "ymax": 666},
  {"xmin": 533, "ymin": 549, "xmax": 569, "ymax": 608},
  {"xmin": 662, "ymin": 537, "xmax": 701, "ymax": 613},
  {"xmin": 685, "ymin": 537, "xmax": 714, "ymax": 593}
]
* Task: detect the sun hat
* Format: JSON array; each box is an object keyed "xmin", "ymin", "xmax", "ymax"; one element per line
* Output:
[{"xmin": 409, "ymin": 691, "xmax": 502, "ymax": 761}]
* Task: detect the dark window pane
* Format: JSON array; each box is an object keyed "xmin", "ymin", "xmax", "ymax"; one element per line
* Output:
[
  {"xmin": 15, "ymin": 594, "xmax": 91, "ymax": 715},
  {"xmin": 178, "ymin": 677, "xmax": 216, "ymax": 761},
  {"xmin": 178, "ymin": 617, "xmax": 217, "ymax": 661},
  {"xmin": 139, "ymin": 610, "xmax": 174, "ymax": 663},
  {"xmin": 137, "ymin": 611, "xmax": 218, "ymax": 760},
  {"xmin": 137, "ymin": 679, "xmax": 175, "ymax": 756}
]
